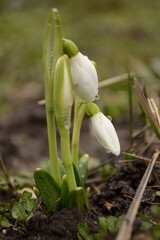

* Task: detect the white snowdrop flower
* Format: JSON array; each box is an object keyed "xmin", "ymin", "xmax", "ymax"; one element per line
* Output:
[
  {"xmin": 91, "ymin": 112, "xmax": 120, "ymax": 156},
  {"xmin": 70, "ymin": 52, "xmax": 98, "ymax": 102},
  {"xmin": 63, "ymin": 38, "xmax": 98, "ymax": 102}
]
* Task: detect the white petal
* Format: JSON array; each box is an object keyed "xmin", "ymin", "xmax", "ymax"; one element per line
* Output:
[
  {"xmin": 70, "ymin": 52, "xmax": 98, "ymax": 102},
  {"xmin": 91, "ymin": 112, "xmax": 120, "ymax": 156}
]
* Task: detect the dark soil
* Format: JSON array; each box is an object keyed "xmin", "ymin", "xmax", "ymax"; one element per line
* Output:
[{"xmin": 0, "ymin": 101, "xmax": 160, "ymax": 239}]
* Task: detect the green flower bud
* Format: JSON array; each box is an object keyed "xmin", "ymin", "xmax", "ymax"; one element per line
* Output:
[
  {"xmin": 54, "ymin": 55, "xmax": 73, "ymax": 132},
  {"xmin": 86, "ymin": 103, "xmax": 100, "ymax": 117},
  {"xmin": 63, "ymin": 38, "xmax": 79, "ymax": 58}
]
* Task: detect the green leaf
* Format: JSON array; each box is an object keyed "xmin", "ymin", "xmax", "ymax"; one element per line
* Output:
[
  {"xmin": 114, "ymin": 215, "xmax": 125, "ymax": 231},
  {"xmin": 95, "ymin": 217, "xmax": 108, "ymax": 240},
  {"xmin": 34, "ymin": 168, "xmax": 60, "ymax": 211},
  {"xmin": 11, "ymin": 202, "xmax": 26, "ymax": 222},
  {"xmin": 61, "ymin": 175, "xmax": 69, "ymax": 208},
  {"xmin": 78, "ymin": 154, "xmax": 88, "ymax": 187},
  {"xmin": 73, "ymin": 164, "xmax": 81, "ymax": 187},
  {"xmin": 156, "ymin": 191, "xmax": 160, "ymax": 197},
  {"xmin": 138, "ymin": 212, "xmax": 153, "ymax": 230},
  {"xmin": 107, "ymin": 216, "xmax": 117, "ymax": 233},
  {"xmin": 1, "ymin": 217, "xmax": 12, "ymax": 228},
  {"xmin": 106, "ymin": 215, "xmax": 124, "ymax": 233},
  {"xmin": 67, "ymin": 187, "xmax": 89, "ymax": 213},
  {"xmin": 21, "ymin": 191, "xmax": 37, "ymax": 213},
  {"xmin": 46, "ymin": 159, "xmax": 65, "ymax": 180},
  {"xmin": 99, "ymin": 217, "xmax": 108, "ymax": 233},
  {"xmin": 152, "ymin": 206, "xmax": 160, "ymax": 219},
  {"xmin": 77, "ymin": 222, "xmax": 93, "ymax": 240}
]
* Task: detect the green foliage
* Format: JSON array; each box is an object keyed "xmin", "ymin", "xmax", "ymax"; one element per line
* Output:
[
  {"xmin": 78, "ymin": 155, "xmax": 89, "ymax": 187},
  {"xmin": 77, "ymin": 223, "xmax": 93, "ymax": 240},
  {"xmin": 0, "ymin": 191, "xmax": 37, "ymax": 228},
  {"xmin": 101, "ymin": 164, "xmax": 117, "ymax": 180},
  {"xmin": 11, "ymin": 202, "xmax": 26, "ymax": 222},
  {"xmin": 77, "ymin": 215, "xmax": 124, "ymax": 240},
  {"xmin": 0, "ymin": 216, "xmax": 12, "ymax": 228},
  {"xmin": 156, "ymin": 191, "xmax": 160, "ymax": 197},
  {"xmin": 34, "ymin": 168, "xmax": 61, "ymax": 211},
  {"xmin": 66, "ymin": 187, "xmax": 89, "ymax": 213},
  {"xmin": 138, "ymin": 212, "xmax": 154, "ymax": 231}
]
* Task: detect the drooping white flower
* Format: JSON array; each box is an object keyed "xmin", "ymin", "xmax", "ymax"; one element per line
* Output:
[
  {"xmin": 91, "ymin": 112, "xmax": 120, "ymax": 156},
  {"xmin": 63, "ymin": 38, "xmax": 98, "ymax": 102},
  {"xmin": 70, "ymin": 52, "xmax": 98, "ymax": 102}
]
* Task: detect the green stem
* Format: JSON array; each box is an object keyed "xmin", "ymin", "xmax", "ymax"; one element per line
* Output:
[
  {"xmin": 61, "ymin": 130, "xmax": 77, "ymax": 191},
  {"xmin": 46, "ymin": 109, "xmax": 60, "ymax": 185},
  {"xmin": 72, "ymin": 98, "xmax": 86, "ymax": 169}
]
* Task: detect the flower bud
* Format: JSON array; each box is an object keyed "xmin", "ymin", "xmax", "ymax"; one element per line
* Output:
[
  {"xmin": 90, "ymin": 112, "xmax": 120, "ymax": 156},
  {"xmin": 70, "ymin": 52, "xmax": 98, "ymax": 102},
  {"xmin": 54, "ymin": 55, "xmax": 73, "ymax": 131},
  {"xmin": 63, "ymin": 38, "xmax": 98, "ymax": 102}
]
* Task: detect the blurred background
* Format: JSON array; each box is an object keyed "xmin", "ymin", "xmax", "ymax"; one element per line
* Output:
[
  {"xmin": 0, "ymin": 0, "xmax": 160, "ymax": 171},
  {"xmin": 0, "ymin": 0, "xmax": 160, "ymax": 118}
]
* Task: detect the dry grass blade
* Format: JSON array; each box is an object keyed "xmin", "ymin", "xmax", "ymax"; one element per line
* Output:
[
  {"xmin": 98, "ymin": 72, "xmax": 135, "ymax": 88},
  {"xmin": 122, "ymin": 152, "xmax": 160, "ymax": 168},
  {"xmin": 116, "ymin": 149, "xmax": 160, "ymax": 240},
  {"xmin": 134, "ymin": 78, "xmax": 160, "ymax": 139}
]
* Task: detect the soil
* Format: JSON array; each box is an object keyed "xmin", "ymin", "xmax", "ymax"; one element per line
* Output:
[{"xmin": 0, "ymin": 101, "xmax": 160, "ymax": 239}]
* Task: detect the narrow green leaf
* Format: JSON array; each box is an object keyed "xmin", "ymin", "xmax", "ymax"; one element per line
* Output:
[
  {"xmin": 34, "ymin": 168, "xmax": 60, "ymax": 211},
  {"xmin": 61, "ymin": 175, "xmax": 69, "ymax": 208},
  {"xmin": 78, "ymin": 154, "xmax": 88, "ymax": 187},
  {"xmin": 73, "ymin": 164, "xmax": 81, "ymax": 187}
]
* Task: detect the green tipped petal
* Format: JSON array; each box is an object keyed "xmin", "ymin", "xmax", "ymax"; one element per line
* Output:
[
  {"xmin": 63, "ymin": 38, "xmax": 79, "ymax": 58},
  {"xmin": 86, "ymin": 103, "xmax": 100, "ymax": 117}
]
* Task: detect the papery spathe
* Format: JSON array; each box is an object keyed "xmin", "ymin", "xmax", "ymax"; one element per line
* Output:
[
  {"xmin": 91, "ymin": 112, "xmax": 120, "ymax": 156},
  {"xmin": 70, "ymin": 52, "xmax": 98, "ymax": 102}
]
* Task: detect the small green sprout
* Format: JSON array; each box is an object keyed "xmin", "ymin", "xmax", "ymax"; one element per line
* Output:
[
  {"xmin": 0, "ymin": 191, "xmax": 37, "ymax": 229},
  {"xmin": 77, "ymin": 215, "xmax": 124, "ymax": 240},
  {"xmin": 34, "ymin": 8, "xmax": 120, "ymax": 213}
]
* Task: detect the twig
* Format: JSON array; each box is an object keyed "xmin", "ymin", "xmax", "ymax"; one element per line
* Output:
[
  {"xmin": 119, "ymin": 153, "xmax": 160, "ymax": 168},
  {"xmin": 116, "ymin": 149, "xmax": 160, "ymax": 240},
  {"xmin": 98, "ymin": 72, "xmax": 135, "ymax": 88}
]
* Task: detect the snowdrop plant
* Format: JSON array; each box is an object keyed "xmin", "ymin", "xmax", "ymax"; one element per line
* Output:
[{"xmin": 34, "ymin": 8, "xmax": 120, "ymax": 212}]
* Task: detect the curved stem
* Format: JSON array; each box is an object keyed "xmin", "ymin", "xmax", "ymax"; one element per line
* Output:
[{"xmin": 72, "ymin": 98, "xmax": 86, "ymax": 169}]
